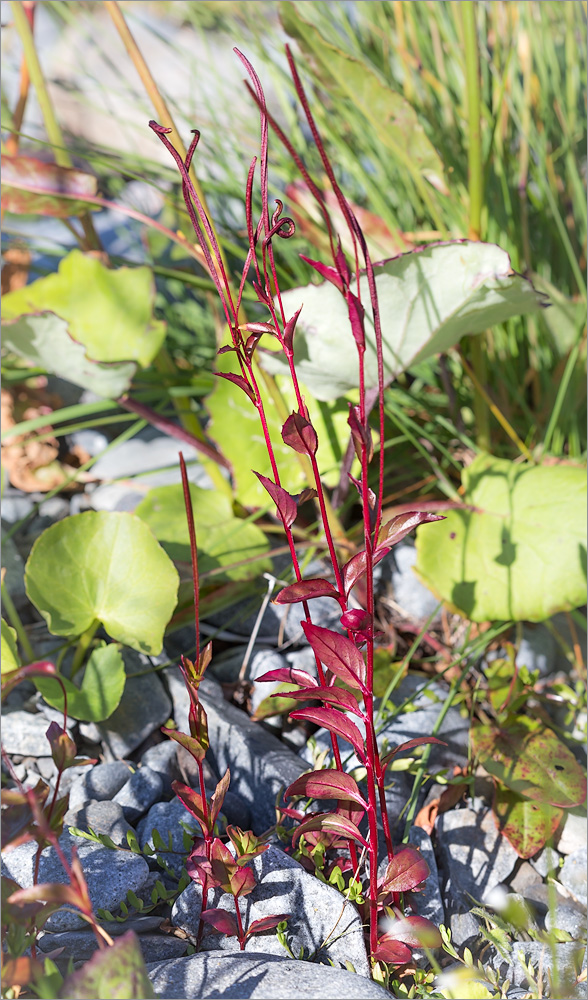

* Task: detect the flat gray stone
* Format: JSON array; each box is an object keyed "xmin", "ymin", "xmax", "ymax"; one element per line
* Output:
[
  {"xmin": 147, "ymin": 952, "xmax": 392, "ymax": 999},
  {"xmin": 437, "ymin": 807, "xmax": 519, "ymax": 902},
  {"xmin": 558, "ymin": 812, "xmax": 587, "ymax": 855},
  {"xmin": 172, "ymin": 844, "xmax": 370, "ymax": 977},
  {"xmin": 165, "ymin": 670, "xmax": 306, "ymax": 833},
  {"xmin": 515, "ymin": 624, "xmax": 558, "ymax": 677},
  {"xmin": 546, "ymin": 904, "xmax": 587, "ymax": 939},
  {"xmin": 141, "ymin": 740, "xmax": 182, "ymax": 799},
  {"xmin": 137, "ymin": 796, "xmax": 201, "ymax": 877},
  {"xmin": 509, "ymin": 861, "xmax": 543, "ymax": 896},
  {"xmin": 389, "ymin": 542, "xmax": 442, "ymax": 624},
  {"xmin": 37, "ymin": 928, "xmax": 188, "ymax": 964},
  {"xmin": 530, "ymin": 846, "xmax": 561, "ymax": 878},
  {"xmin": 80, "ymin": 650, "xmax": 171, "ymax": 760},
  {"xmin": 67, "ymin": 761, "xmax": 134, "ymax": 811},
  {"xmin": 2, "ymin": 710, "xmax": 53, "ymax": 756},
  {"xmin": 65, "ymin": 799, "xmax": 135, "ymax": 846},
  {"xmin": 559, "ymin": 849, "xmax": 587, "ymax": 909},
  {"xmin": 488, "ymin": 940, "xmax": 587, "ymax": 992},
  {"xmin": 2, "ymin": 830, "xmax": 150, "ymax": 931},
  {"xmin": 405, "ymin": 826, "xmax": 445, "ymax": 927},
  {"xmin": 112, "ymin": 766, "xmax": 163, "ymax": 823}
]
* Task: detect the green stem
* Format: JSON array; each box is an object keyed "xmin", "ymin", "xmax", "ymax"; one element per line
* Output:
[
  {"xmin": 70, "ymin": 619, "xmax": 100, "ymax": 678},
  {"xmin": 1, "ymin": 578, "xmax": 35, "ymax": 664}
]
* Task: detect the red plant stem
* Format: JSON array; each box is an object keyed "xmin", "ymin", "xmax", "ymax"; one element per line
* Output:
[
  {"xmin": 179, "ymin": 452, "xmax": 200, "ymax": 657},
  {"xmin": 234, "ymin": 894, "xmax": 246, "ymax": 950},
  {"xmin": 117, "ymin": 396, "xmax": 231, "ymax": 470},
  {"xmin": 196, "ymin": 872, "xmax": 209, "ymax": 951}
]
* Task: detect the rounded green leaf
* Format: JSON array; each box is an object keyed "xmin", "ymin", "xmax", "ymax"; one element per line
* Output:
[
  {"xmin": 493, "ymin": 785, "xmax": 563, "ymax": 860},
  {"xmin": 262, "ymin": 242, "xmax": 545, "ymax": 402},
  {"xmin": 25, "ymin": 511, "xmax": 179, "ymax": 654},
  {"xmin": 35, "ymin": 643, "xmax": 126, "ymax": 722},
  {"xmin": 61, "ymin": 929, "xmax": 156, "ymax": 999},
  {"xmin": 415, "ymin": 454, "xmax": 587, "ymax": 622},
  {"xmin": 135, "ymin": 482, "xmax": 270, "ymax": 581},
  {"xmin": 1, "ymin": 249, "xmax": 165, "ymax": 368},
  {"xmin": 1, "ymin": 619, "xmax": 20, "ymax": 674}
]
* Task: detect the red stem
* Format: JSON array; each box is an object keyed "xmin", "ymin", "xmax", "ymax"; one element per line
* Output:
[{"xmin": 234, "ymin": 894, "xmax": 246, "ymax": 950}]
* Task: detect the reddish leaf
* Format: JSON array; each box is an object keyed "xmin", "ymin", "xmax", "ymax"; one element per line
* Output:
[
  {"xmin": 377, "ymin": 511, "xmax": 445, "ymax": 551},
  {"xmin": 379, "ymin": 846, "xmax": 430, "ymax": 895},
  {"xmin": 380, "ymin": 737, "xmax": 447, "ymax": 771},
  {"xmin": 1, "ymin": 659, "xmax": 57, "ymax": 700},
  {"xmin": 161, "ymin": 727, "xmax": 206, "ymax": 764},
  {"xmin": 279, "ymin": 685, "xmax": 364, "ymax": 717},
  {"xmin": 347, "ymin": 404, "xmax": 373, "ymax": 462},
  {"xmin": 492, "ymin": 784, "xmax": 564, "ymax": 860},
  {"xmin": 245, "ymin": 914, "xmax": 290, "ymax": 940},
  {"xmin": 340, "ymin": 609, "xmax": 372, "ymax": 632},
  {"xmin": 8, "ymin": 881, "xmax": 83, "ymax": 910},
  {"xmin": 293, "ymin": 487, "xmax": 318, "ymax": 506},
  {"xmin": 240, "ymin": 321, "xmax": 279, "ymax": 336},
  {"xmin": 254, "ymin": 472, "xmax": 298, "ymax": 528},
  {"xmin": 292, "ymin": 812, "xmax": 368, "ymax": 849},
  {"xmin": 200, "ymin": 908, "xmax": 238, "ymax": 937},
  {"xmin": 285, "ymin": 769, "xmax": 368, "ymax": 809},
  {"xmin": 256, "ymin": 666, "xmax": 318, "ymax": 688},
  {"xmin": 346, "ymin": 291, "xmax": 366, "ymax": 348},
  {"xmin": 210, "ymin": 768, "xmax": 230, "ymax": 826},
  {"xmin": 301, "ymin": 622, "xmax": 366, "ymax": 691},
  {"xmin": 229, "ymin": 864, "xmax": 256, "ymax": 898},
  {"xmin": 45, "ymin": 722, "xmax": 77, "ymax": 771},
  {"xmin": 60, "ymin": 929, "xmax": 156, "ymax": 999},
  {"xmin": 385, "ymin": 915, "xmax": 442, "ymax": 949},
  {"xmin": 283, "ymin": 307, "xmax": 303, "ymax": 353},
  {"xmin": 275, "ymin": 578, "xmax": 340, "ymax": 605},
  {"xmin": 289, "ymin": 706, "xmax": 366, "ymax": 761},
  {"xmin": 343, "ymin": 550, "xmax": 368, "ymax": 598},
  {"xmin": 281, "ymin": 412, "xmax": 318, "ymax": 456},
  {"xmin": 226, "ymin": 826, "xmax": 269, "ymax": 863},
  {"xmin": 299, "ymin": 254, "xmax": 344, "ymax": 292},
  {"xmin": 172, "ymin": 781, "xmax": 210, "ymax": 837},
  {"xmin": 2, "ymin": 956, "xmax": 44, "ymax": 989},
  {"xmin": 1, "ymin": 155, "xmax": 98, "ymax": 218},
  {"xmin": 215, "ymin": 371, "xmax": 256, "ymax": 403},
  {"xmin": 373, "ymin": 937, "xmax": 413, "ymax": 964}
]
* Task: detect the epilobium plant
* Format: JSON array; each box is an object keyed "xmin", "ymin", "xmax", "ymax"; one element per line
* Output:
[{"xmin": 152, "ymin": 48, "xmax": 445, "ymax": 969}]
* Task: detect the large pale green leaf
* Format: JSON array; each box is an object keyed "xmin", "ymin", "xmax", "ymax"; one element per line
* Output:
[
  {"xmin": 261, "ymin": 242, "xmax": 545, "ymax": 402},
  {"xmin": 415, "ymin": 454, "xmax": 587, "ymax": 622},
  {"xmin": 25, "ymin": 511, "xmax": 179, "ymax": 654},
  {"xmin": 279, "ymin": 0, "xmax": 447, "ymax": 194},
  {"xmin": 1, "ymin": 249, "xmax": 165, "ymax": 368},
  {"xmin": 206, "ymin": 349, "xmax": 355, "ymax": 506},
  {"xmin": 135, "ymin": 482, "xmax": 271, "ymax": 581},
  {"xmin": 1, "ymin": 619, "xmax": 20, "ymax": 674},
  {"xmin": 472, "ymin": 716, "xmax": 586, "ymax": 809},
  {"xmin": 35, "ymin": 643, "xmax": 126, "ymax": 722},
  {"xmin": 61, "ymin": 929, "xmax": 155, "ymax": 999},
  {"xmin": 1, "ymin": 313, "xmax": 136, "ymax": 398},
  {"xmin": 492, "ymin": 784, "xmax": 563, "ymax": 860}
]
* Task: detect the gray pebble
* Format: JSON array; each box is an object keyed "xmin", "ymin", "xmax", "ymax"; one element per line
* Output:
[
  {"xmin": 2, "ymin": 710, "xmax": 53, "ymax": 756},
  {"xmin": 64, "ymin": 799, "xmax": 135, "ymax": 847},
  {"xmin": 137, "ymin": 797, "xmax": 201, "ymax": 878},
  {"xmin": 68, "ymin": 761, "xmax": 134, "ymax": 811},
  {"xmin": 37, "ymin": 928, "xmax": 188, "ymax": 965},
  {"xmin": 389, "ymin": 541, "xmax": 442, "ymax": 624},
  {"xmin": 488, "ymin": 939, "xmax": 587, "ymax": 992},
  {"xmin": 545, "ymin": 904, "xmax": 587, "ymax": 940},
  {"xmin": 112, "ymin": 766, "xmax": 163, "ymax": 823},
  {"xmin": 141, "ymin": 740, "xmax": 182, "ymax": 799},
  {"xmin": 559, "ymin": 849, "xmax": 588, "ymax": 909},
  {"xmin": 558, "ymin": 812, "xmax": 587, "ymax": 855}
]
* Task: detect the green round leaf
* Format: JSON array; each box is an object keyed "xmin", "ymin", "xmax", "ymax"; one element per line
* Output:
[
  {"xmin": 135, "ymin": 482, "xmax": 271, "ymax": 581},
  {"xmin": 493, "ymin": 785, "xmax": 563, "ymax": 860},
  {"xmin": 1, "ymin": 619, "xmax": 20, "ymax": 674},
  {"xmin": 415, "ymin": 454, "xmax": 587, "ymax": 622},
  {"xmin": 25, "ymin": 511, "xmax": 179, "ymax": 654},
  {"xmin": 35, "ymin": 643, "xmax": 126, "ymax": 722}
]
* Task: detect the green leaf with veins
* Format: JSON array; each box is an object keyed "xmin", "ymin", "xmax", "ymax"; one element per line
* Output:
[{"xmin": 35, "ymin": 643, "xmax": 126, "ymax": 722}]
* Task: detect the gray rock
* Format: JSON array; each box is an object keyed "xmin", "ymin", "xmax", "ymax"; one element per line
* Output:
[
  {"xmin": 38, "ymin": 497, "xmax": 70, "ymax": 521},
  {"xmin": 559, "ymin": 849, "xmax": 588, "ymax": 909},
  {"xmin": 546, "ymin": 904, "xmax": 587, "ymax": 939},
  {"xmin": 1, "ymin": 495, "xmax": 35, "ymax": 524},
  {"xmin": 2, "ymin": 830, "xmax": 150, "ymax": 931},
  {"xmin": 33, "ymin": 694, "xmax": 75, "ymax": 733},
  {"xmin": 530, "ymin": 846, "xmax": 561, "ymax": 878},
  {"xmin": 1, "ymin": 531, "xmax": 27, "ymax": 608},
  {"xmin": 173, "ymin": 844, "xmax": 369, "ymax": 977},
  {"xmin": 389, "ymin": 542, "xmax": 442, "ymax": 624},
  {"xmin": 448, "ymin": 909, "xmax": 482, "ymax": 948},
  {"xmin": 436, "ymin": 807, "xmax": 519, "ymax": 945},
  {"xmin": 557, "ymin": 812, "xmax": 587, "ymax": 856},
  {"xmin": 90, "ymin": 433, "xmax": 209, "ymax": 487},
  {"xmin": 67, "ymin": 761, "xmax": 134, "ymax": 811},
  {"xmin": 37, "ymin": 928, "xmax": 188, "ymax": 964},
  {"xmin": 147, "ymin": 952, "xmax": 393, "ymax": 999},
  {"xmin": 515, "ymin": 623, "xmax": 558, "ymax": 676},
  {"xmin": 1, "ymin": 710, "xmax": 54, "ymax": 756},
  {"xmin": 137, "ymin": 797, "xmax": 201, "ymax": 877},
  {"xmin": 509, "ymin": 861, "xmax": 544, "ymax": 896},
  {"xmin": 141, "ymin": 740, "xmax": 182, "ymax": 799},
  {"xmin": 35, "ymin": 756, "xmax": 58, "ymax": 781},
  {"xmin": 79, "ymin": 650, "xmax": 172, "ymax": 760},
  {"xmin": 112, "ymin": 766, "xmax": 163, "ymax": 823},
  {"xmin": 165, "ymin": 670, "xmax": 306, "ymax": 833},
  {"xmin": 65, "ymin": 800, "xmax": 135, "ymax": 846},
  {"xmin": 68, "ymin": 429, "xmax": 109, "ymax": 457},
  {"xmin": 405, "ymin": 826, "xmax": 445, "ymax": 927},
  {"xmin": 488, "ymin": 939, "xmax": 587, "ymax": 992}
]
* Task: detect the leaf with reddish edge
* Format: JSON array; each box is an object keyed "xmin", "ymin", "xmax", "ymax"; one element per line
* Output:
[
  {"xmin": 226, "ymin": 826, "xmax": 269, "ymax": 864},
  {"xmin": 292, "ymin": 812, "xmax": 368, "ymax": 849},
  {"xmin": 256, "ymin": 667, "xmax": 318, "ymax": 688},
  {"xmin": 493, "ymin": 784, "xmax": 564, "ymax": 859},
  {"xmin": 335, "ymin": 241, "xmax": 351, "ymax": 286},
  {"xmin": 285, "ymin": 769, "xmax": 368, "ymax": 809},
  {"xmin": 301, "ymin": 622, "xmax": 366, "ymax": 691},
  {"xmin": 274, "ymin": 578, "xmax": 341, "ymax": 604},
  {"xmin": 293, "ymin": 487, "xmax": 318, "ymax": 505},
  {"xmin": 379, "ymin": 846, "xmax": 430, "ymax": 895},
  {"xmin": 45, "ymin": 722, "xmax": 77, "ymax": 772},
  {"xmin": 279, "ymin": 685, "xmax": 364, "ymax": 717},
  {"xmin": 385, "ymin": 915, "xmax": 442, "ymax": 949},
  {"xmin": 471, "ymin": 717, "xmax": 587, "ymax": 808},
  {"xmin": 245, "ymin": 914, "xmax": 291, "ymax": 941},
  {"xmin": 172, "ymin": 780, "xmax": 210, "ymax": 837},
  {"xmin": 343, "ymin": 512, "xmax": 445, "ymax": 597},
  {"xmin": 254, "ymin": 472, "xmax": 297, "ymax": 528},
  {"xmin": 215, "ymin": 371, "xmax": 256, "ymax": 403},
  {"xmin": 161, "ymin": 727, "xmax": 207, "ymax": 764},
  {"xmin": 372, "ymin": 937, "xmax": 413, "ymax": 964},
  {"xmin": 200, "ymin": 908, "xmax": 239, "ymax": 937},
  {"xmin": 290, "ymin": 706, "xmax": 366, "ymax": 761},
  {"xmin": 283, "ymin": 307, "xmax": 303, "ymax": 353},
  {"xmin": 1, "ymin": 155, "xmax": 98, "ymax": 218},
  {"xmin": 341, "ymin": 609, "xmax": 372, "ymax": 632},
  {"xmin": 299, "ymin": 254, "xmax": 344, "ymax": 292},
  {"xmin": 210, "ymin": 768, "xmax": 230, "ymax": 826},
  {"xmin": 60, "ymin": 929, "xmax": 156, "ymax": 1000},
  {"xmin": 8, "ymin": 881, "xmax": 85, "ymax": 911},
  {"xmin": 380, "ymin": 737, "xmax": 447, "ymax": 772},
  {"xmin": 347, "ymin": 404, "xmax": 373, "ymax": 462},
  {"xmin": 346, "ymin": 291, "xmax": 366, "ymax": 349},
  {"xmin": 2, "ymin": 956, "xmax": 45, "ymax": 989},
  {"xmin": 229, "ymin": 864, "xmax": 256, "ymax": 898},
  {"xmin": 281, "ymin": 412, "xmax": 318, "ymax": 456}
]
